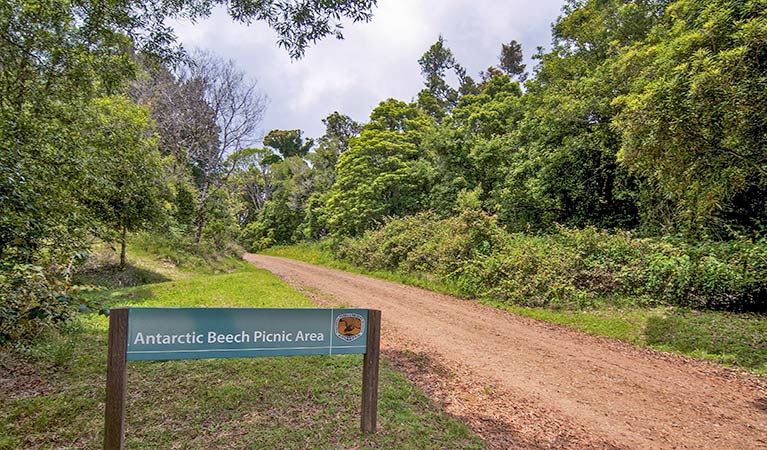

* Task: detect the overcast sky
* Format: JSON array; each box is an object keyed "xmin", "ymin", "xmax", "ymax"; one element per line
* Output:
[{"xmin": 169, "ymin": 0, "xmax": 566, "ymax": 142}]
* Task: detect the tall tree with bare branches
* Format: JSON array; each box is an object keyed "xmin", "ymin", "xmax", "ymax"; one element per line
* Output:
[{"xmin": 179, "ymin": 50, "xmax": 268, "ymax": 244}]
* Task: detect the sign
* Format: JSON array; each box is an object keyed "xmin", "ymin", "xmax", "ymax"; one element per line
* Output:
[
  {"xmin": 126, "ymin": 308, "xmax": 369, "ymax": 360},
  {"xmin": 104, "ymin": 307, "xmax": 381, "ymax": 450}
]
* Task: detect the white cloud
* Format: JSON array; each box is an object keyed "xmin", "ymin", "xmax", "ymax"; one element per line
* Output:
[{"xmin": 167, "ymin": 0, "xmax": 565, "ymax": 141}]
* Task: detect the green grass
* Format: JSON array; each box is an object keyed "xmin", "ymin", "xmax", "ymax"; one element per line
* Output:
[
  {"xmin": 0, "ymin": 252, "xmax": 482, "ymax": 449},
  {"xmin": 73, "ymin": 240, "xmax": 246, "ymax": 289},
  {"xmin": 262, "ymin": 243, "xmax": 767, "ymax": 375},
  {"xmin": 130, "ymin": 232, "xmax": 245, "ymax": 276},
  {"xmin": 106, "ymin": 264, "xmax": 314, "ymax": 309}
]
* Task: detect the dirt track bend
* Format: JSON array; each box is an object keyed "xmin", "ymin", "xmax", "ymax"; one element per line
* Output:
[{"xmin": 244, "ymin": 254, "xmax": 767, "ymax": 450}]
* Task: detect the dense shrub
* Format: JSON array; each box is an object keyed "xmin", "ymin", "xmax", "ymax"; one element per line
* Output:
[
  {"xmin": 0, "ymin": 264, "xmax": 77, "ymax": 344},
  {"xmin": 338, "ymin": 215, "xmax": 767, "ymax": 312},
  {"xmin": 338, "ymin": 212, "xmax": 448, "ymax": 271}
]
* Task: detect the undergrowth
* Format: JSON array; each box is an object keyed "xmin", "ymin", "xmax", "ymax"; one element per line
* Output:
[{"xmin": 337, "ymin": 211, "xmax": 767, "ymax": 313}]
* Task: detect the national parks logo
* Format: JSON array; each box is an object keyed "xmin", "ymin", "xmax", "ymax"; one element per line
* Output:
[{"xmin": 335, "ymin": 313, "xmax": 364, "ymax": 342}]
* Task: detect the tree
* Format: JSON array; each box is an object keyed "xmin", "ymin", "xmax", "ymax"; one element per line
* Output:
[
  {"xmin": 263, "ymin": 129, "xmax": 314, "ymax": 158},
  {"xmin": 239, "ymin": 150, "xmax": 314, "ymax": 247},
  {"xmin": 614, "ymin": 0, "xmax": 767, "ymax": 236},
  {"xmin": 489, "ymin": 0, "xmax": 664, "ymax": 231},
  {"xmin": 181, "ymin": 50, "xmax": 267, "ymax": 244},
  {"xmin": 301, "ymin": 113, "xmax": 361, "ymax": 238},
  {"xmin": 256, "ymin": 157, "xmax": 312, "ymax": 244},
  {"xmin": 479, "ymin": 66, "xmax": 505, "ymax": 83},
  {"xmin": 133, "ymin": 62, "xmax": 220, "ymax": 184},
  {"xmin": 81, "ymin": 96, "xmax": 167, "ymax": 269},
  {"xmin": 417, "ymin": 35, "xmax": 472, "ymax": 116},
  {"xmin": 499, "ymin": 40, "xmax": 527, "ymax": 80},
  {"xmin": 309, "ymin": 112, "xmax": 361, "ymax": 187},
  {"xmin": 232, "ymin": 147, "xmax": 282, "ymax": 224},
  {"xmin": 0, "ymin": 0, "xmax": 141, "ymax": 265},
  {"xmin": 320, "ymin": 112, "xmax": 361, "ymax": 154},
  {"xmin": 425, "ymin": 75, "xmax": 523, "ymax": 215},
  {"xmin": 215, "ymin": 0, "xmax": 378, "ymax": 59},
  {"xmin": 0, "ymin": 0, "xmax": 378, "ymax": 265},
  {"xmin": 325, "ymin": 100, "xmax": 434, "ymax": 236},
  {"xmin": 134, "ymin": 51, "xmax": 268, "ymax": 245}
]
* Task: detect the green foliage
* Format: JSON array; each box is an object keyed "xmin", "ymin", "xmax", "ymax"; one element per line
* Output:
[
  {"xmin": 325, "ymin": 100, "xmax": 434, "ymax": 236},
  {"xmin": 0, "ymin": 0, "xmax": 377, "ymax": 259},
  {"xmin": 242, "ymin": 194, "xmax": 304, "ymax": 249},
  {"xmin": 490, "ymin": 0, "xmax": 664, "ymax": 232},
  {"xmin": 263, "ymin": 129, "xmax": 314, "ymax": 158},
  {"xmin": 197, "ymin": 188, "xmax": 242, "ymax": 251},
  {"xmin": 0, "ymin": 265, "xmax": 76, "ymax": 344},
  {"xmin": 338, "ymin": 197, "xmax": 503, "ymax": 291},
  {"xmin": 307, "ymin": 112, "xmax": 361, "ymax": 192},
  {"xmin": 614, "ymin": 0, "xmax": 767, "ymax": 236},
  {"xmin": 230, "ymin": 147, "xmax": 280, "ymax": 226},
  {"xmin": 417, "ymin": 35, "xmax": 466, "ymax": 114},
  {"xmin": 239, "ymin": 154, "xmax": 313, "ymax": 249},
  {"xmin": 81, "ymin": 95, "xmax": 167, "ymax": 241},
  {"xmin": 172, "ymin": 183, "xmax": 197, "ymax": 232},
  {"xmin": 425, "ymin": 75, "xmax": 524, "ymax": 216},
  {"xmin": 0, "ymin": 0, "xmax": 139, "ymax": 265},
  {"xmin": 339, "ymin": 215, "xmax": 767, "ymax": 312},
  {"xmin": 320, "ymin": 112, "xmax": 361, "ymax": 154}
]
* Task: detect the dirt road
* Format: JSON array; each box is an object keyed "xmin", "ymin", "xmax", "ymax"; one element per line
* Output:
[{"xmin": 244, "ymin": 254, "xmax": 767, "ymax": 449}]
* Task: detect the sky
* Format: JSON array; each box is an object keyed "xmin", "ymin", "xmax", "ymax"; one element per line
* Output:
[{"xmin": 168, "ymin": 0, "xmax": 566, "ymax": 142}]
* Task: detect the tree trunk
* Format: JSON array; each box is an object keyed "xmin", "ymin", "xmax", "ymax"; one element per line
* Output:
[
  {"xmin": 194, "ymin": 181, "xmax": 209, "ymax": 246},
  {"xmin": 120, "ymin": 225, "xmax": 127, "ymax": 270},
  {"xmin": 194, "ymin": 206, "xmax": 205, "ymax": 246}
]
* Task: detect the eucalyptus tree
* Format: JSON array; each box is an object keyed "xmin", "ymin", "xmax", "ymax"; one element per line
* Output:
[
  {"xmin": 238, "ymin": 145, "xmax": 314, "ymax": 247},
  {"xmin": 179, "ymin": 51, "xmax": 268, "ymax": 244},
  {"xmin": 232, "ymin": 147, "xmax": 282, "ymax": 224}
]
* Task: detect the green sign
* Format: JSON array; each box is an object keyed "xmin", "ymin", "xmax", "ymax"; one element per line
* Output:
[{"xmin": 126, "ymin": 308, "xmax": 369, "ymax": 361}]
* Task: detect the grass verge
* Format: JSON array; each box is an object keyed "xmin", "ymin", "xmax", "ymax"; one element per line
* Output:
[
  {"xmin": 261, "ymin": 244, "xmax": 767, "ymax": 376},
  {"xmin": 0, "ymin": 251, "xmax": 482, "ymax": 449}
]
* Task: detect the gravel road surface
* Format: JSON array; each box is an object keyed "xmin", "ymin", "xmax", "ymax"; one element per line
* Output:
[{"xmin": 245, "ymin": 254, "xmax": 767, "ymax": 449}]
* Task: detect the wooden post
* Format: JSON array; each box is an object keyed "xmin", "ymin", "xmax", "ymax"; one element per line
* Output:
[
  {"xmin": 361, "ymin": 309, "xmax": 381, "ymax": 433},
  {"xmin": 104, "ymin": 308, "xmax": 129, "ymax": 450}
]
